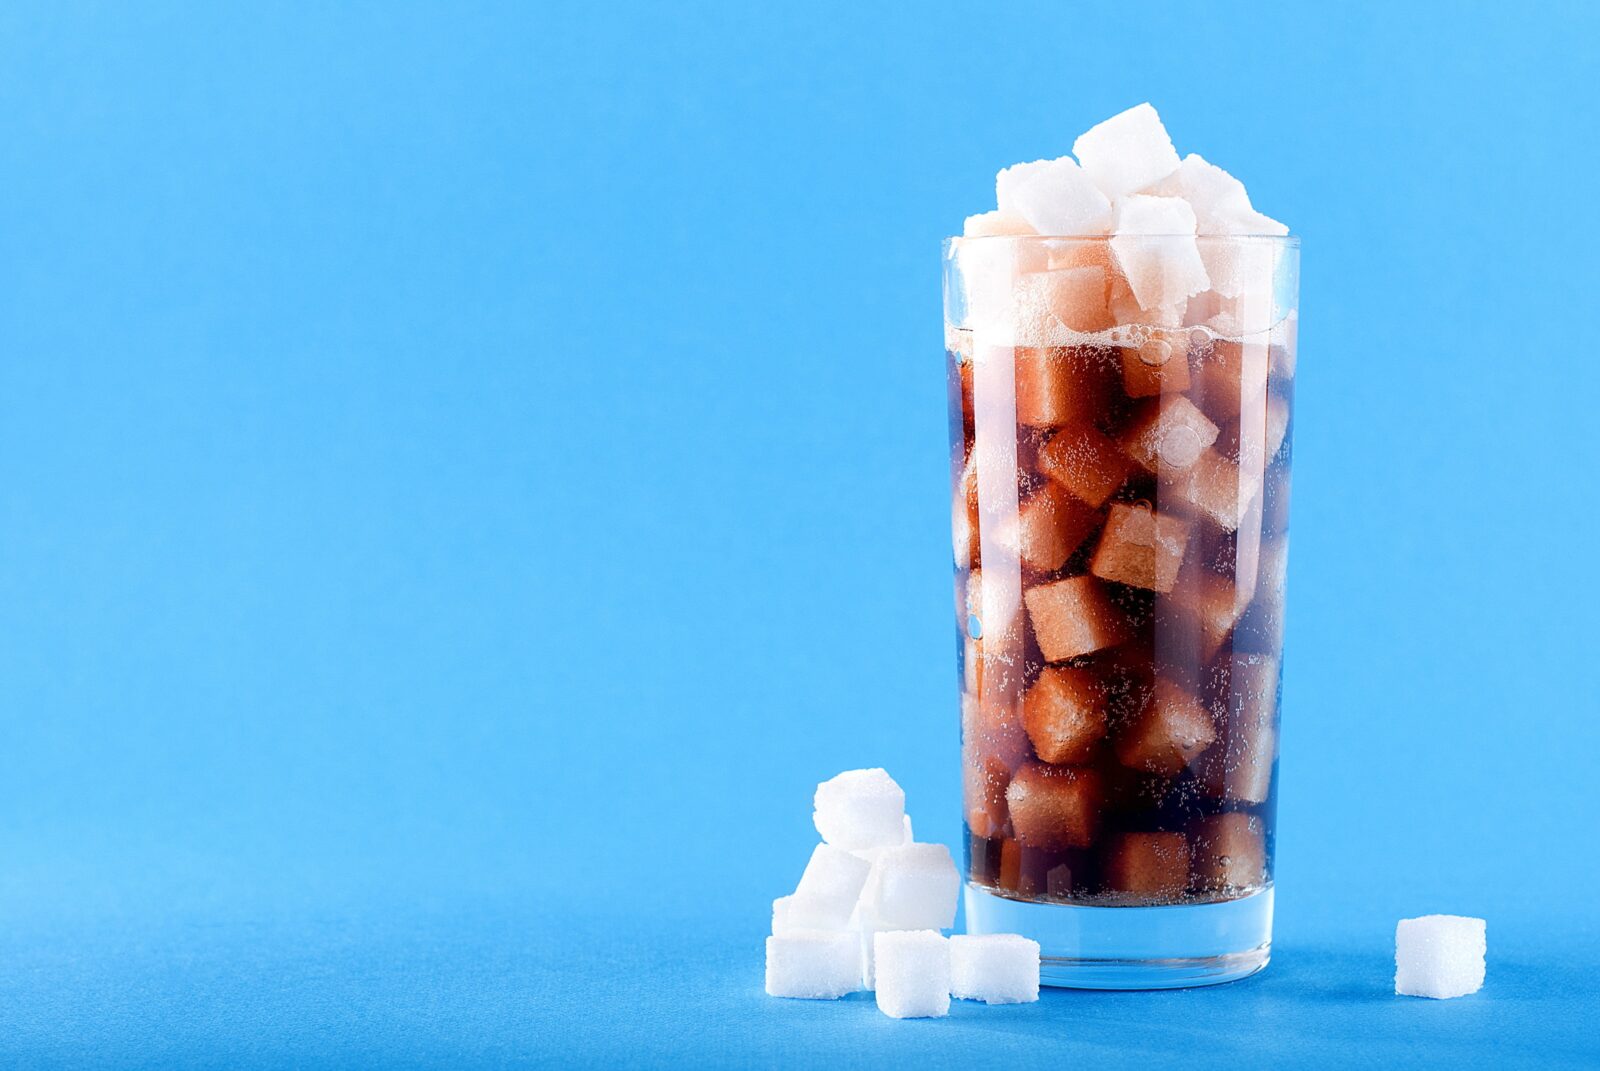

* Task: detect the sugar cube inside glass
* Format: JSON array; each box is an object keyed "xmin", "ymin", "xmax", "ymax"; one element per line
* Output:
[
  {"xmin": 949, "ymin": 934, "xmax": 1041, "ymax": 1004},
  {"xmin": 765, "ymin": 931, "xmax": 863, "ymax": 1000},
  {"xmin": 813, "ymin": 768, "xmax": 907, "ymax": 850},
  {"xmin": 1395, "ymin": 915, "xmax": 1486, "ymax": 999},
  {"xmin": 873, "ymin": 931, "xmax": 952, "ymax": 1019}
]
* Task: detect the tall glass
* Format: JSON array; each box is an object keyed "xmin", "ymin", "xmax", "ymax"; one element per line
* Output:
[{"xmin": 944, "ymin": 235, "xmax": 1299, "ymax": 988}]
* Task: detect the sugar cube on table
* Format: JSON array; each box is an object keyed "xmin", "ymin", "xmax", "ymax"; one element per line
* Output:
[
  {"xmin": 1115, "ymin": 679, "xmax": 1216, "ymax": 775},
  {"xmin": 793, "ymin": 843, "xmax": 872, "ymax": 924},
  {"xmin": 873, "ymin": 931, "xmax": 952, "ymax": 1019},
  {"xmin": 765, "ymin": 931, "xmax": 863, "ymax": 999},
  {"xmin": 813, "ymin": 768, "xmax": 907, "ymax": 850},
  {"xmin": 862, "ymin": 843, "xmax": 960, "ymax": 931},
  {"xmin": 1022, "ymin": 665, "xmax": 1107, "ymax": 765},
  {"xmin": 1395, "ymin": 915, "xmax": 1487, "ymax": 999},
  {"xmin": 772, "ymin": 894, "xmax": 854, "ymax": 936},
  {"xmin": 1090, "ymin": 503, "xmax": 1192, "ymax": 594},
  {"xmin": 1024, "ymin": 575, "xmax": 1129, "ymax": 662},
  {"xmin": 1105, "ymin": 831, "xmax": 1191, "ymax": 899},
  {"xmin": 996, "ymin": 156, "xmax": 1113, "ymax": 237},
  {"xmin": 1110, "ymin": 196, "xmax": 1210, "ymax": 312},
  {"xmin": 1072, "ymin": 102, "xmax": 1181, "ymax": 200},
  {"xmin": 1005, "ymin": 760, "xmax": 1103, "ymax": 850},
  {"xmin": 950, "ymin": 934, "xmax": 1041, "ymax": 1004}
]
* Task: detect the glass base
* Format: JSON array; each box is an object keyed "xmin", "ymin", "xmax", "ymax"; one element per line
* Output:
[{"xmin": 963, "ymin": 883, "xmax": 1273, "ymax": 990}]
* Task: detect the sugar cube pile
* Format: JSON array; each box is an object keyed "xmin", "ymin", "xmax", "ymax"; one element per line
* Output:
[
  {"xmin": 763, "ymin": 768, "xmax": 1040, "ymax": 1018},
  {"xmin": 1395, "ymin": 915, "xmax": 1487, "ymax": 999}
]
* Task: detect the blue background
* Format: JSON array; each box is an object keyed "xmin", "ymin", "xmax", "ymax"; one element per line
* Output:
[{"xmin": 2, "ymin": 1, "xmax": 1597, "ymax": 1067}]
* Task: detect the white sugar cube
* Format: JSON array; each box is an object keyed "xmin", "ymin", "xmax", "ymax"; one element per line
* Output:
[
  {"xmin": 862, "ymin": 843, "xmax": 959, "ymax": 931},
  {"xmin": 1146, "ymin": 154, "xmax": 1252, "ymax": 233},
  {"xmin": 813, "ymin": 768, "xmax": 907, "ymax": 850},
  {"xmin": 949, "ymin": 934, "xmax": 1041, "ymax": 1004},
  {"xmin": 765, "ymin": 931, "xmax": 863, "ymax": 999},
  {"xmin": 772, "ymin": 894, "xmax": 849, "ymax": 936},
  {"xmin": 963, "ymin": 210, "xmax": 1034, "ymax": 237},
  {"xmin": 793, "ymin": 843, "xmax": 872, "ymax": 926},
  {"xmin": 1110, "ymin": 195, "xmax": 1210, "ymax": 311},
  {"xmin": 996, "ymin": 156, "xmax": 1113, "ymax": 236},
  {"xmin": 1395, "ymin": 915, "xmax": 1486, "ymax": 999},
  {"xmin": 1072, "ymin": 103, "xmax": 1181, "ymax": 200},
  {"xmin": 873, "ymin": 931, "xmax": 951, "ymax": 1019}
]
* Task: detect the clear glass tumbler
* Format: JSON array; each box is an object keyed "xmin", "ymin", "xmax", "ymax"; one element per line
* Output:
[{"xmin": 944, "ymin": 234, "xmax": 1299, "ymax": 988}]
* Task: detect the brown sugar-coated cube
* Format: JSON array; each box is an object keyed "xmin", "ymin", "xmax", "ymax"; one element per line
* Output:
[
  {"xmin": 1014, "ymin": 347, "xmax": 1110, "ymax": 428},
  {"xmin": 1190, "ymin": 812, "xmax": 1267, "ymax": 891},
  {"xmin": 1004, "ymin": 761, "xmax": 1103, "ymax": 851},
  {"xmin": 1037, "ymin": 424, "xmax": 1132, "ymax": 508},
  {"xmin": 1119, "ymin": 395, "xmax": 1220, "ymax": 474},
  {"xmin": 1115, "ymin": 679, "xmax": 1217, "ymax": 775},
  {"xmin": 1022, "ymin": 666, "xmax": 1108, "ymax": 765},
  {"xmin": 1090, "ymin": 504, "xmax": 1192, "ymax": 593},
  {"xmin": 1105, "ymin": 832, "xmax": 1191, "ymax": 900},
  {"xmin": 1003, "ymin": 483, "xmax": 1100, "ymax": 573},
  {"xmin": 1192, "ymin": 337, "xmax": 1270, "ymax": 423},
  {"xmin": 1164, "ymin": 448, "xmax": 1259, "ymax": 532},
  {"xmin": 1119, "ymin": 330, "xmax": 1192, "ymax": 398},
  {"xmin": 1024, "ymin": 576, "xmax": 1130, "ymax": 662}
]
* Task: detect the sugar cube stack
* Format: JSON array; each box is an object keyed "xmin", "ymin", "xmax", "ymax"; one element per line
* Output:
[
  {"xmin": 1395, "ymin": 915, "xmax": 1487, "ymax": 999},
  {"xmin": 764, "ymin": 768, "xmax": 1040, "ymax": 1018}
]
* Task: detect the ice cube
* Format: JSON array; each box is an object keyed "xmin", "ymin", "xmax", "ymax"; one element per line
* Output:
[
  {"xmin": 1001, "ymin": 483, "xmax": 1100, "ymax": 573},
  {"xmin": 1089, "ymin": 503, "xmax": 1193, "ymax": 594},
  {"xmin": 1072, "ymin": 103, "xmax": 1181, "ymax": 200},
  {"xmin": 1395, "ymin": 916, "xmax": 1487, "ymax": 999},
  {"xmin": 873, "ymin": 931, "xmax": 952, "ymax": 1019},
  {"xmin": 1189, "ymin": 812, "xmax": 1267, "ymax": 891},
  {"xmin": 793, "ymin": 843, "xmax": 873, "ymax": 924},
  {"xmin": 813, "ymin": 769, "xmax": 908, "ymax": 851},
  {"xmin": 1105, "ymin": 832, "xmax": 1191, "ymax": 900},
  {"xmin": 1005, "ymin": 760, "xmax": 1103, "ymax": 850},
  {"xmin": 1119, "ymin": 395, "xmax": 1220, "ymax": 473},
  {"xmin": 772, "ymin": 893, "xmax": 852, "ymax": 936},
  {"xmin": 996, "ymin": 156, "xmax": 1114, "ymax": 236},
  {"xmin": 1024, "ymin": 576, "xmax": 1130, "ymax": 662},
  {"xmin": 1119, "ymin": 329, "xmax": 1192, "ymax": 397},
  {"xmin": 1114, "ymin": 679, "xmax": 1216, "ymax": 775},
  {"xmin": 765, "ymin": 931, "xmax": 863, "ymax": 999},
  {"xmin": 963, "ymin": 210, "xmax": 1035, "ymax": 238},
  {"xmin": 861, "ymin": 843, "xmax": 960, "ymax": 931},
  {"xmin": 1037, "ymin": 423, "xmax": 1132, "ymax": 507},
  {"xmin": 1022, "ymin": 665, "xmax": 1108, "ymax": 765},
  {"xmin": 949, "ymin": 934, "xmax": 1041, "ymax": 1004},
  {"xmin": 1110, "ymin": 196, "xmax": 1210, "ymax": 311}
]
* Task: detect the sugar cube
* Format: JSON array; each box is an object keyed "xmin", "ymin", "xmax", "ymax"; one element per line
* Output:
[
  {"xmin": 1090, "ymin": 503, "xmax": 1192, "ymax": 593},
  {"xmin": 1105, "ymin": 831, "xmax": 1191, "ymax": 900},
  {"xmin": 963, "ymin": 210, "xmax": 1034, "ymax": 238},
  {"xmin": 1189, "ymin": 812, "xmax": 1267, "ymax": 891},
  {"xmin": 996, "ymin": 156, "xmax": 1114, "ymax": 237},
  {"xmin": 1072, "ymin": 103, "xmax": 1181, "ymax": 200},
  {"xmin": 1005, "ymin": 760, "xmax": 1103, "ymax": 850},
  {"xmin": 1115, "ymin": 679, "xmax": 1216, "ymax": 775},
  {"xmin": 1017, "ymin": 266, "xmax": 1114, "ymax": 335},
  {"xmin": 1395, "ymin": 916, "xmax": 1486, "ymax": 999},
  {"xmin": 766, "ymin": 931, "xmax": 863, "ymax": 999},
  {"xmin": 1012, "ymin": 345, "xmax": 1113, "ymax": 428},
  {"xmin": 1110, "ymin": 196, "xmax": 1210, "ymax": 311},
  {"xmin": 950, "ymin": 934, "xmax": 1041, "ymax": 1004},
  {"xmin": 813, "ymin": 769, "xmax": 908, "ymax": 850},
  {"xmin": 862, "ymin": 843, "xmax": 960, "ymax": 931},
  {"xmin": 1001, "ymin": 483, "xmax": 1099, "ymax": 573},
  {"xmin": 874, "ymin": 931, "xmax": 952, "ymax": 1019},
  {"xmin": 793, "ymin": 843, "xmax": 872, "ymax": 924},
  {"xmin": 1119, "ymin": 395, "xmax": 1220, "ymax": 474},
  {"xmin": 772, "ymin": 893, "xmax": 852, "ymax": 936},
  {"xmin": 1146, "ymin": 154, "xmax": 1253, "ymax": 233},
  {"xmin": 1119, "ymin": 329, "xmax": 1192, "ymax": 397},
  {"xmin": 1164, "ymin": 448, "xmax": 1258, "ymax": 532},
  {"xmin": 1022, "ymin": 665, "xmax": 1107, "ymax": 765},
  {"xmin": 1037, "ymin": 423, "xmax": 1131, "ymax": 508},
  {"xmin": 1024, "ymin": 575, "xmax": 1130, "ymax": 662}
]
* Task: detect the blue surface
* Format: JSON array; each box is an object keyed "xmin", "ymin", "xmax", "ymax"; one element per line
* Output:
[{"xmin": 2, "ymin": 1, "xmax": 1598, "ymax": 1066}]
